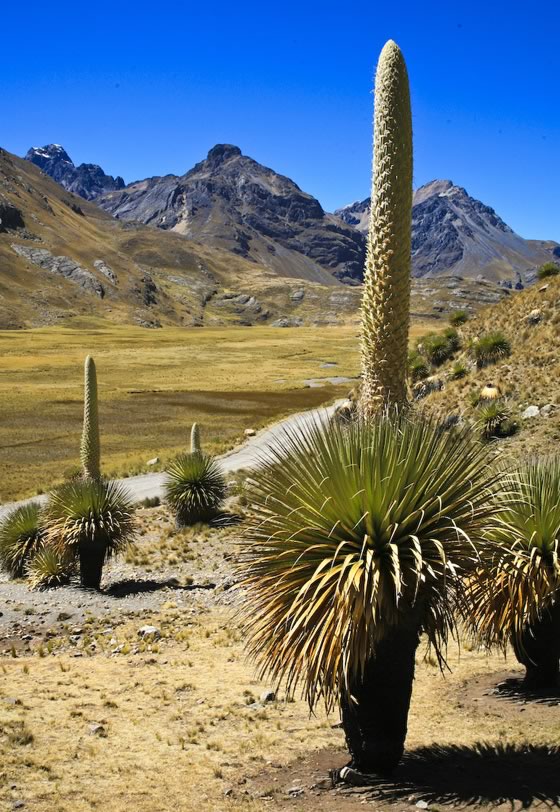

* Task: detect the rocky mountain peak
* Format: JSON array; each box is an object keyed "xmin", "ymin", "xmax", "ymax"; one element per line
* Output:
[
  {"xmin": 205, "ymin": 144, "xmax": 242, "ymax": 167},
  {"xmin": 25, "ymin": 144, "xmax": 125, "ymax": 201},
  {"xmin": 26, "ymin": 144, "xmax": 73, "ymax": 168},
  {"xmin": 335, "ymin": 180, "xmax": 550, "ymax": 282}
]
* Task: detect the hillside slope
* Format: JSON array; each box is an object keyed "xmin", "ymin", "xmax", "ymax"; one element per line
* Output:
[
  {"xmin": 336, "ymin": 180, "xmax": 557, "ymax": 283},
  {"xmin": 420, "ymin": 274, "xmax": 560, "ymax": 457},
  {"xmin": 0, "ymin": 148, "xmax": 361, "ymax": 329}
]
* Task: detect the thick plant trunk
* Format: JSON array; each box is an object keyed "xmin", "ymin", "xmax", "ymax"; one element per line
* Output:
[
  {"xmin": 79, "ymin": 544, "xmax": 105, "ymax": 590},
  {"xmin": 340, "ymin": 622, "xmax": 421, "ymax": 775},
  {"xmin": 512, "ymin": 602, "xmax": 560, "ymax": 692}
]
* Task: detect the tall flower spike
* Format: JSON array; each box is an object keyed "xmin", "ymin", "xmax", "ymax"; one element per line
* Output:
[
  {"xmin": 191, "ymin": 422, "xmax": 201, "ymax": 454},
  {"xmin": 360, "ymin": 40, "xmax": 413, "ymax": 418},
  {"xmin": 80, "ymin": 355, "xmax": 101, "ymax": 480}
]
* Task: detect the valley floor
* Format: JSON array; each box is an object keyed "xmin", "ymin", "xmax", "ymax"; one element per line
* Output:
[{"xmin": 1, "ymin": 503, "xmax": 559, "ymax": 812}]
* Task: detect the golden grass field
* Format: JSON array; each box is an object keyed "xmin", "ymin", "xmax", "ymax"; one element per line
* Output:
[
  {"xmin": 0, "ymin": 324, "xmax": 356, "ymax": 501},
  {"xmin": 0, "ymin": 322, "xmax": 439, "ymax": 502},
  {"xmin": 1, "ymin": 605, "xmax": 557, "ymax": 812}
]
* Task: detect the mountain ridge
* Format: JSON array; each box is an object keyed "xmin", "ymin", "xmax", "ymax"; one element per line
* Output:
[{"xmin": 335, "ymin": 180, "xmax": 557, "ymax": 283}]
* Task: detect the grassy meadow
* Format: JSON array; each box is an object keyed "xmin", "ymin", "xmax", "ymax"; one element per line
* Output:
[{"xmin": 0, "ymin": 324, "xmax": 363, "ymax": 501}]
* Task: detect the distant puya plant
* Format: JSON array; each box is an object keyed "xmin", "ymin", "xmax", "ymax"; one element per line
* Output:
[
  {"xmin": 80, "ymin": 355, "xmax": 101, "ymax": 480},
  {"xmin": 359, "ymin": 40, "xmax": 412, "ymax": 418},
  {"xmin": 190, "ymin": 422, "xmax": 201, "ymax": 454}
]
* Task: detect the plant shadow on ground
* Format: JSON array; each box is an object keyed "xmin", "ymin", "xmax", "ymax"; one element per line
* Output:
[
  {"xmin": 105, "ymin": 578, "xmax": 216, "ymax": 598},
  {"xmin": 349, "ymin": 742, "xmax": 560, "ymax": 808},
  {"xmin": 491, "ymin": 677, "xmax": 560, "ymax": 707}
]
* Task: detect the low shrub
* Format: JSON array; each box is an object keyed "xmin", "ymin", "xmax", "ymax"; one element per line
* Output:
[{"xmin": 443, "ymin": 328, "xmax": 461, "ymax": 353}]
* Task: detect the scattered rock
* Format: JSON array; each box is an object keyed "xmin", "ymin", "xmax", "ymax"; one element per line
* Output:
[
  {"xmin": 521, "ymin": 405, "xmax": 540, "ymax": 420},
  {"xmin": 416, "ymin": 801, "xmax": 429, "ymax": 809},
  {"xmin": 244, "ymin": 429, "xmax": 256, "ymax": 437},
  {"xmin": 413, "ymin": 376, "xmax": 443, "ymax": 400},
  {"xmin": 93, "ymin": 259, "xmax": 118, "ymax": 285},
  {"xmin": 146, "ymin": 457, "xmax": 159, "ymax": 466},
  {"xmin": 260, "ymin": 690, "xmax": 276, "ymax": 703},
  {"xmin": 541, "ymin": 404, "xmax": 554, "ymax": 416},
  {"xmin": 89, "ymin": 723, "xmax": 107, "ymax": 737},
  {"xmin": 138, "ymin": 625, "xmax": 160, "ymax": 639},
  {"xmin": 526, "ymin": 308, "xmax": 542, "ymax": 325}
]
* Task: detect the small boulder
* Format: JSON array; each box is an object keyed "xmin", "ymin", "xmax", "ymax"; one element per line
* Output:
[
  {"xmin": 89, "ymin": 723, "xmax": 107, "ymax": 737},
  {"xmin": 526, "ymin": 308, "xmax": 542, "ymax": 325},
  {"xmin": 521, "ymin": 405, "xmax": 540, "ymax": 420},
  {"xmin": 146, "ymin": 457, "xmax": 159, "ymax": 466},
  {"xmin": 138, "ymin": 625, "xmax": 160, "ymax": 639},
  {"xmin": 541, "ymin": 404, "xmax": 554, "ymax": 416},
  {"xmin": 244, "ymin": 428, "xmax": 256, "ymax": 437},
  {"xmin": 260, "ymin": 690, "xmax": 276, "ymax": 703}
]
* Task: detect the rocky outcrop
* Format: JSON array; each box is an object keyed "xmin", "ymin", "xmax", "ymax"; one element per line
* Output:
[
  {"xmin": 335, "ymin": 180, "xmax": 556, "ymax": 283},
  {"xmin": 0, "ymin": 195, "xmax": 25, "ymax": 231},
  {"xmin": 25, "ymin": 145, "xmax": 125, "ymax": 201},
  {"xmin": 97, "ymin": 144, "xmax": 365, "ymax": 284},
  {"xmin": 11, "ymin": 244, "xmax": 104, "ymax": 296}
]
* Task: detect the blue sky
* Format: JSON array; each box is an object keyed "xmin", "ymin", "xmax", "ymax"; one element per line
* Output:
[{"xmin": 2, "ymin": 1, "xmax": 558, "ymax": 240}]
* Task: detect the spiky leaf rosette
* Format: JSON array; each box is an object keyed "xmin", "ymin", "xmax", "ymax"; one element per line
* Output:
[
  {"xmin": 360, "ymin": 40, "xmax": 413, "ymax": 418},
  {"xmin": 191, "ymin": 423, "xmax": 201, "ymax": 454},
  {"xmin": 80, "ymin": 355, "xmax": 101, "ymax": 480},
  {"xmin": 165, "ymin": 453, "xmax": 226, "ymax": 525},
  {"xmin": 467, "ymin": 457, "xmax": 560, "ymax": 647},
  {"xmin": 238, "ymin": 414, "xmax": 501, "ymax": 712},
  {"xmin": 26, "ymin": 547, "xmax": 75, "ymax": 590},
  {"xmin": 0, "ymin": 503, "xmax": 45, "ymax": 578},
  {"xmin": 44, "ymin": 479, "xmax": 136, "ymax": 559}
]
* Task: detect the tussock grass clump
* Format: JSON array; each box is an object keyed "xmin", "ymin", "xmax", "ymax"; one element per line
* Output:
[
  {"xmin": 471, "ymin": 332, "xmax": 511, "ymax": 368},
  {"xmin": 443, "ymin": 327, "xmax": 461, "ymax": 353},
  {"xmin": 408, "ymin": 352, "xmax": 430, "ymax": 383},
  {"xmin": 477, "ymin": 401, "xmax": 517, "ymax": 441},
  {"xmin": 450, "ymin": 361, "xmax": 469, "ymax": 380},
  {"xmin": 26, "ymin": 547, "xmax": 74, "ymax": 590},
  {"xmin": 0, "ymin": 503, "xmax": 45, "ymax": 578},
  {"xmin": 165, "ymin": 453, "xmax": 226, "ymax": 526},
  {"xmin": 537, "ymin": 262, "xmax": 560, "ymax": 280},
  {"xmin": 449, "ymin": 309, "xmax": 469, "ymax": 326},
  {"xmin": 44, "ymin": 479, "xmax": 136, "ymax": 590},
  {"xmin": 418, "ymin": 333, "xmax": 455, "ymax": 366}
]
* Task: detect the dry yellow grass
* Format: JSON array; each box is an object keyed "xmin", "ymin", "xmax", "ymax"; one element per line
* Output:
[
  {"xmin": 421, "ymin": 275, "xmax": 560, "ymax": 456},
  {"xmin": 0, "ymin": 610, "xmax": 556, "ymax": 812},
  {"xmin": 0, "ymin": 322, "xmax": 434, "ymax": 501}
]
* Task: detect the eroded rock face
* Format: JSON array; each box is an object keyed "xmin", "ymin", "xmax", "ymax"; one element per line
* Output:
[
  {"xmin": 0, "ymin": 195, "xmax": 25, "ymax": 231},
  {"xmin": 335, "ymin": 180, "xmax": 554, "ymax": 283},
  {"xmin": 11, "ymin": 244, "xmax": 104, "ymax": 296},
  {"xmin": 25, "ymin": 145, "xmax": 125, "ymax": 201},
  {"xmin": 97, "ymin": 145, "xmax": 366, "ymax": 284}
]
